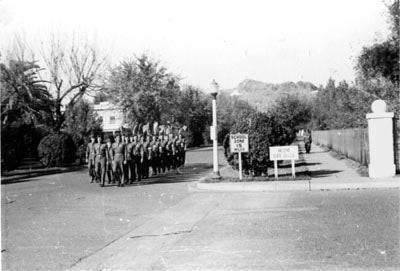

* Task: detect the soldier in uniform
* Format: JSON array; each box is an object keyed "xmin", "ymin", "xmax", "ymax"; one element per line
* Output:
[
  {"xmin": 141, "ymin": 133, "xmax": 150, "ymax": 179},
  {"xmin": 112, "ymin": 132, "xmax": 127, "ymax": 187},
  {"xmin": 94, "ymin": 133, "xmax": 108, "ymax": 187},
  {"xmin": 177, "ymin": 133, "xmax": 187, "ymax": 167},
  {"xmin": 122, "ymin": 132, "xmax": 130, "ymax": 182},
  {"xmin": 105, "ymin": 135, "xmax": 114, "ymax": 184},
  {"xmin": 132, "ymin": 134, "xmax": 143, "ymax": 182},
  {"xmin": 175, "ymin": 134, "xmax": 182, "ymax": 168},
  {"xmin": 162, "ymin": 134, "xmax": 171, "ymax": 171},
  {"xmin": 158, "ymin": 135, "xmax": 166, "ymax": 174},
  {"xmin": 86, "ymin": 133, "xmax": 96, "ymax": 183},
  {"xmin": 149, "ymin": 135, "xmax": 159, "ymax": 176},
  {"xmin": 168, "ymin": 133, "xmax": 177, "ymax": 170},
  {"xmin": 125, "ymin": 133, "xmax": 135, "ymax": 184}
]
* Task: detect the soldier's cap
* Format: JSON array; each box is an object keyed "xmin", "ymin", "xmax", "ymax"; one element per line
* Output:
[
  {"xmin": 114, "ymin": 131, "xmax": 121, "ymax": 136},
  {"xmin": 90, "ymin": 132, "xmax": 96, "ymax": 138}
]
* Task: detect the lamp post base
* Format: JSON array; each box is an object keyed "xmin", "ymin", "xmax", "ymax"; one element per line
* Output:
[{"xmin": 211, "ymin": 171, "xmax": 221, "ymax": 179}]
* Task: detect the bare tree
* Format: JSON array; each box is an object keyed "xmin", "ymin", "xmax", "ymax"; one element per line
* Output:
[{"xmin": 41, "ymin": 33, "xmax": 106, "ymax": 130}]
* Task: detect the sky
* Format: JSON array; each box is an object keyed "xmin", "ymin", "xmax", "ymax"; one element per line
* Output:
[{"xmin": 0, "ymin": 0, "xmax": 392, "ymax": 90}]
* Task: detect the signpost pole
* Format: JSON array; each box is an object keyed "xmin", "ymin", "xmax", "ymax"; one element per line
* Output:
[
  {"xmin": 291, "ymin": 159, "xmax": 295, "ymax": 178},
  {"xmin": 274, "ymin": 160, "xmax": 278, "ymax": 179},
  {"xmin": 238, "ymin": 151, "xmax": 243, "ymax": 180}
]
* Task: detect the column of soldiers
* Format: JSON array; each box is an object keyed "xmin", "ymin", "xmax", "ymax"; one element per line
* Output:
[{"xmin": 85, "ymin": 126, "xmax": 187, "ymax": 187}]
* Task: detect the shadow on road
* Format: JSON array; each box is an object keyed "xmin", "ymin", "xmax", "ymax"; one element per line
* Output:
[
  {"xmin": 1, "ymin": 166, "xmax": 86, "ymax": 185},
  {"xmin": 309, "ymin": 169, "xmax": 342, "ymax": 178},
  {"xmin": 279, "ymin": 162, "xmax": 321, "ymax": 168},
  {"xmin": 112, "ymin": 163, "xmax": 213, "ymax": 187}
]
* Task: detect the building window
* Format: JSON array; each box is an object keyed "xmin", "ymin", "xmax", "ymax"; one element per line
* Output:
[{"xmin": 109, "ymin": 116, "xmax": 116, "ymax": 124}]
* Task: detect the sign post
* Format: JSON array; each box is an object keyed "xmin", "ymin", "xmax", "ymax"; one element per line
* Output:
[
  {"xmin": 269, "ymin": 146, "xmax": 299, "ymax": 179},
  {"xmin": 238, "ymin": 151, "xmax": 243, "ymax": 180},
  {"xmin": 230, "ymin": 133, "xmax": 249, "ymax": 180}
]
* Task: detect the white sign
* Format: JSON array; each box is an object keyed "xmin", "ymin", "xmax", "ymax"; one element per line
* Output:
[
  {"xmin": 230, "ymin": 134, "xmax": 249, "ymax": 153},
  {"xmin": 269, "ymin": 146, "xmax": 299, "ymax": 161}
]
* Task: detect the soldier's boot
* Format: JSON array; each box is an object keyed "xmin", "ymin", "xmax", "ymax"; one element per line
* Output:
[{"xmin": 90, "ymin": 168, "xmax": 95, "ymax": 183}]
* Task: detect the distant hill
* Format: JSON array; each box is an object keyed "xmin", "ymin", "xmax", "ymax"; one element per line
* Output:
[{"xmin": 221, "ymin": 79, "xmax": 318, "ymax": 111}]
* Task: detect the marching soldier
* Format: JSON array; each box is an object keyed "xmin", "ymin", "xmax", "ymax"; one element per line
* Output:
[
  {"xmin": 112, "ymin": 132, "xmax": 126, "ymax": 187},
  {"xmin": 175, "ymin": 135, "xmax": 182, "ymax": 168},
  {"xmin": 86, "ymin": 132, "xmax": 96, "ymax": 183},
  {"xmin": 105, "ymin": 135, "xmax": 114, "ymax": 184},
  {"xmin": 168, "ymin": 133, "xmax": 177, "ymax": 170},
  {"xmin": 141, "ymin": 133, "xmax": 150, "ymax": 179},
  {"xmin": 178, "ymin": 133, "xmax": 187, "ymax": 167},
  {"xmin": 94, "ymin": 133, "xmax": 108, "ymax": 187},
  {"xmin": 126, "ymin": 133, "xmax": 136, "ymax": 184},
  {"xmin": 132, "ymin": 134, "xmax": 143, "ymax": 182},
  {"xmin": 158, "ymin": 136, "xmax": 166, "ymax": 174},
  {"xmin": 163, "ymin": 134, "xmax": 171, "ymax": 171},
  {"xmin": 149, "ymin": 135, "xmax": 159, "ymax": 176},
  {"xmin": 122, "ymin": 132, "xmax": 130, "ymax": 182}
]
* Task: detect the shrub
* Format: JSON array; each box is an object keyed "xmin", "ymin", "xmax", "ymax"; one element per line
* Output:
[
  {"xmin": 1, "ymin": 124, "xmax": 48, "ymax": 171},
  {"xmin": 1, "ymin": 125, "xmax": 25, "ymax": 170},
  {"xmin": 37, "ymin": 133, "xmax": 76, "ymax": 167},
  {"xmin": 223, "ymin": 112, "xmax": 296, "ymax": 176}
]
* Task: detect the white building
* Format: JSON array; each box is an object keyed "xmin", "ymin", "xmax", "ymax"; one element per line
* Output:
[{"xmin": 93, "ymin": 101, "xmax": 127, "ymax": 133}]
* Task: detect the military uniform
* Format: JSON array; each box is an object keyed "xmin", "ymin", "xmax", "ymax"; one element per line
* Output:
[
  {"xmin": 150, "ymin": 139, "xmax": 159, "ymax": 176},
  {"xmin": 167, "ymin": 137, "xmax": 176, "ymax": 169},
  {"xmin": 158, "ymin": 140, "xmax": 166, "ymax": 173},
  {"xmin": 94, "ymin": 140, "xmax": 108, "ymax": 187},
  {"xmin": 86, "ymin": 140, "xmax": 96, "ymax": 182},
  {"xmin": 141, "ymin": 140, "xmax": 150, "ymax": 178},
  {"xmin": 106, "ymin": 139, "xmax": 114, "ymax": 184},
  {"xmin": 132, "ymin": 139, "xmax": 143, "ymax": 182},
  {"xmin": 162, "ymin": 137, "xmax": 171, "ymax": 171},
  {"xmin": 112, "ymin": 140, "xmax": 126, "ymax": 186},
  {"xmin": 180, "ymin": 138, "xmax": 187, "ymax": 167}
]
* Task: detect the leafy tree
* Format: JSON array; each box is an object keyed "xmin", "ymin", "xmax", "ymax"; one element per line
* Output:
[
  {"xmin": 1, "ymin": 59, "xmax": 53, "ymax": 170},
  {"xmin": 357, "ymin": 41, "xmax": 399, "ymax": 85},
  {"xmin": 217, "ymin": 93, "xmax": 256, "ymax": 143},
  {"xmin": 271, "ymin": 93, "xmax": 312, "ymax": 136},
  {"xmin": 311, "ymin": 79, "xmax": 375, "ymax": 130},
  {"xmin": 104, "ymin": 54, "xmax": 180, "ymax": 126},
  {"xmin": 1, "ymin": 60, "xmax": 52, "ymax": 126},
  {"xmin": 63, "ymin": 99, "xmax": 103, "ymax": 147},
  {"xmin": 356, "ymin": 0, "xmax": 399, "ymax": 86},
  {"xmin": 174, "ymin": 86, "xmax": 211, "ymax": 146}
]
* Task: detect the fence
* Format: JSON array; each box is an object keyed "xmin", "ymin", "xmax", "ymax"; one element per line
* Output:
[
  {"xmin": 394, "ymin": 117, "xmax": 400, "ymax": 173},
  {"xmin": 312, "ymin": 129, "xmax": 369, "ymax": 166}
]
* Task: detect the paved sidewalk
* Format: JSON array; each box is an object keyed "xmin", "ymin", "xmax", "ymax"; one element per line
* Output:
[{"xmin": 197, "ymin": 143, "xmax": 400, "ymax": 192}]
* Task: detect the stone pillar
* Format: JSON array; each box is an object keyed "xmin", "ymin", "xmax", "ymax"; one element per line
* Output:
[{"xmin": 366, "ymin": 100, "xmax": 396, "ymax": 178}]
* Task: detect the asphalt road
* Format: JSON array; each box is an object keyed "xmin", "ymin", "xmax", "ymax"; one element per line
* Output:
[{"xmin": 2, "ymin": 148, "xmax": 399, "ymax": 270}]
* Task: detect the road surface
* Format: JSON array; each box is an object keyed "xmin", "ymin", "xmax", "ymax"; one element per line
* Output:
[{"xmin": 2, "ymin": 148, "xmax": 399, "ymax": 270}]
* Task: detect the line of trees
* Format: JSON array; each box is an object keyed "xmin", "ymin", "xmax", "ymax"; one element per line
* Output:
[
  {"xmin": 1, "ymin": 39, "xmax": 257, "ymax": 170},
  {"xmin": 310, "ymin": 0, "xmax": 399, "ymax": 130}
]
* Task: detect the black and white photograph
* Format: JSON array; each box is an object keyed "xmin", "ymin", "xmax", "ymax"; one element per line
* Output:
[{"xmin": 1, "ymin": 0, "xmax": 399, "ymax": 270}]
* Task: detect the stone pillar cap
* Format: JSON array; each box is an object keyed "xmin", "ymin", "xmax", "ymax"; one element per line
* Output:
[{"xmin": 371, "ymin": 100, "xmax": 387, "ymax": 113}]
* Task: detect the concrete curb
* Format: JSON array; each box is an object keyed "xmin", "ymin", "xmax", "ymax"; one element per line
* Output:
[{"xmin": 196, "ymin": 176, "xmax": 400, "ymax": 192}]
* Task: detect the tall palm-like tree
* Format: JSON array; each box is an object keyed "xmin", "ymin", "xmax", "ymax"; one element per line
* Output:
[{"xmin": 1, "ymin": 60, "xmax": 53, "ymax": 126}]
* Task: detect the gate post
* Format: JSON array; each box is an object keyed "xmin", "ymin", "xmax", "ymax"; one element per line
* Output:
[{"xmin": 366, "ymin": 100, "xmax": 396, "ymax": 178}]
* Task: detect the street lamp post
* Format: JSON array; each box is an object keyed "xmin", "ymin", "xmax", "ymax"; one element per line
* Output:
[{"xmin": 210, "ymin": 80, "xmax": 221, "ymax": 179}]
